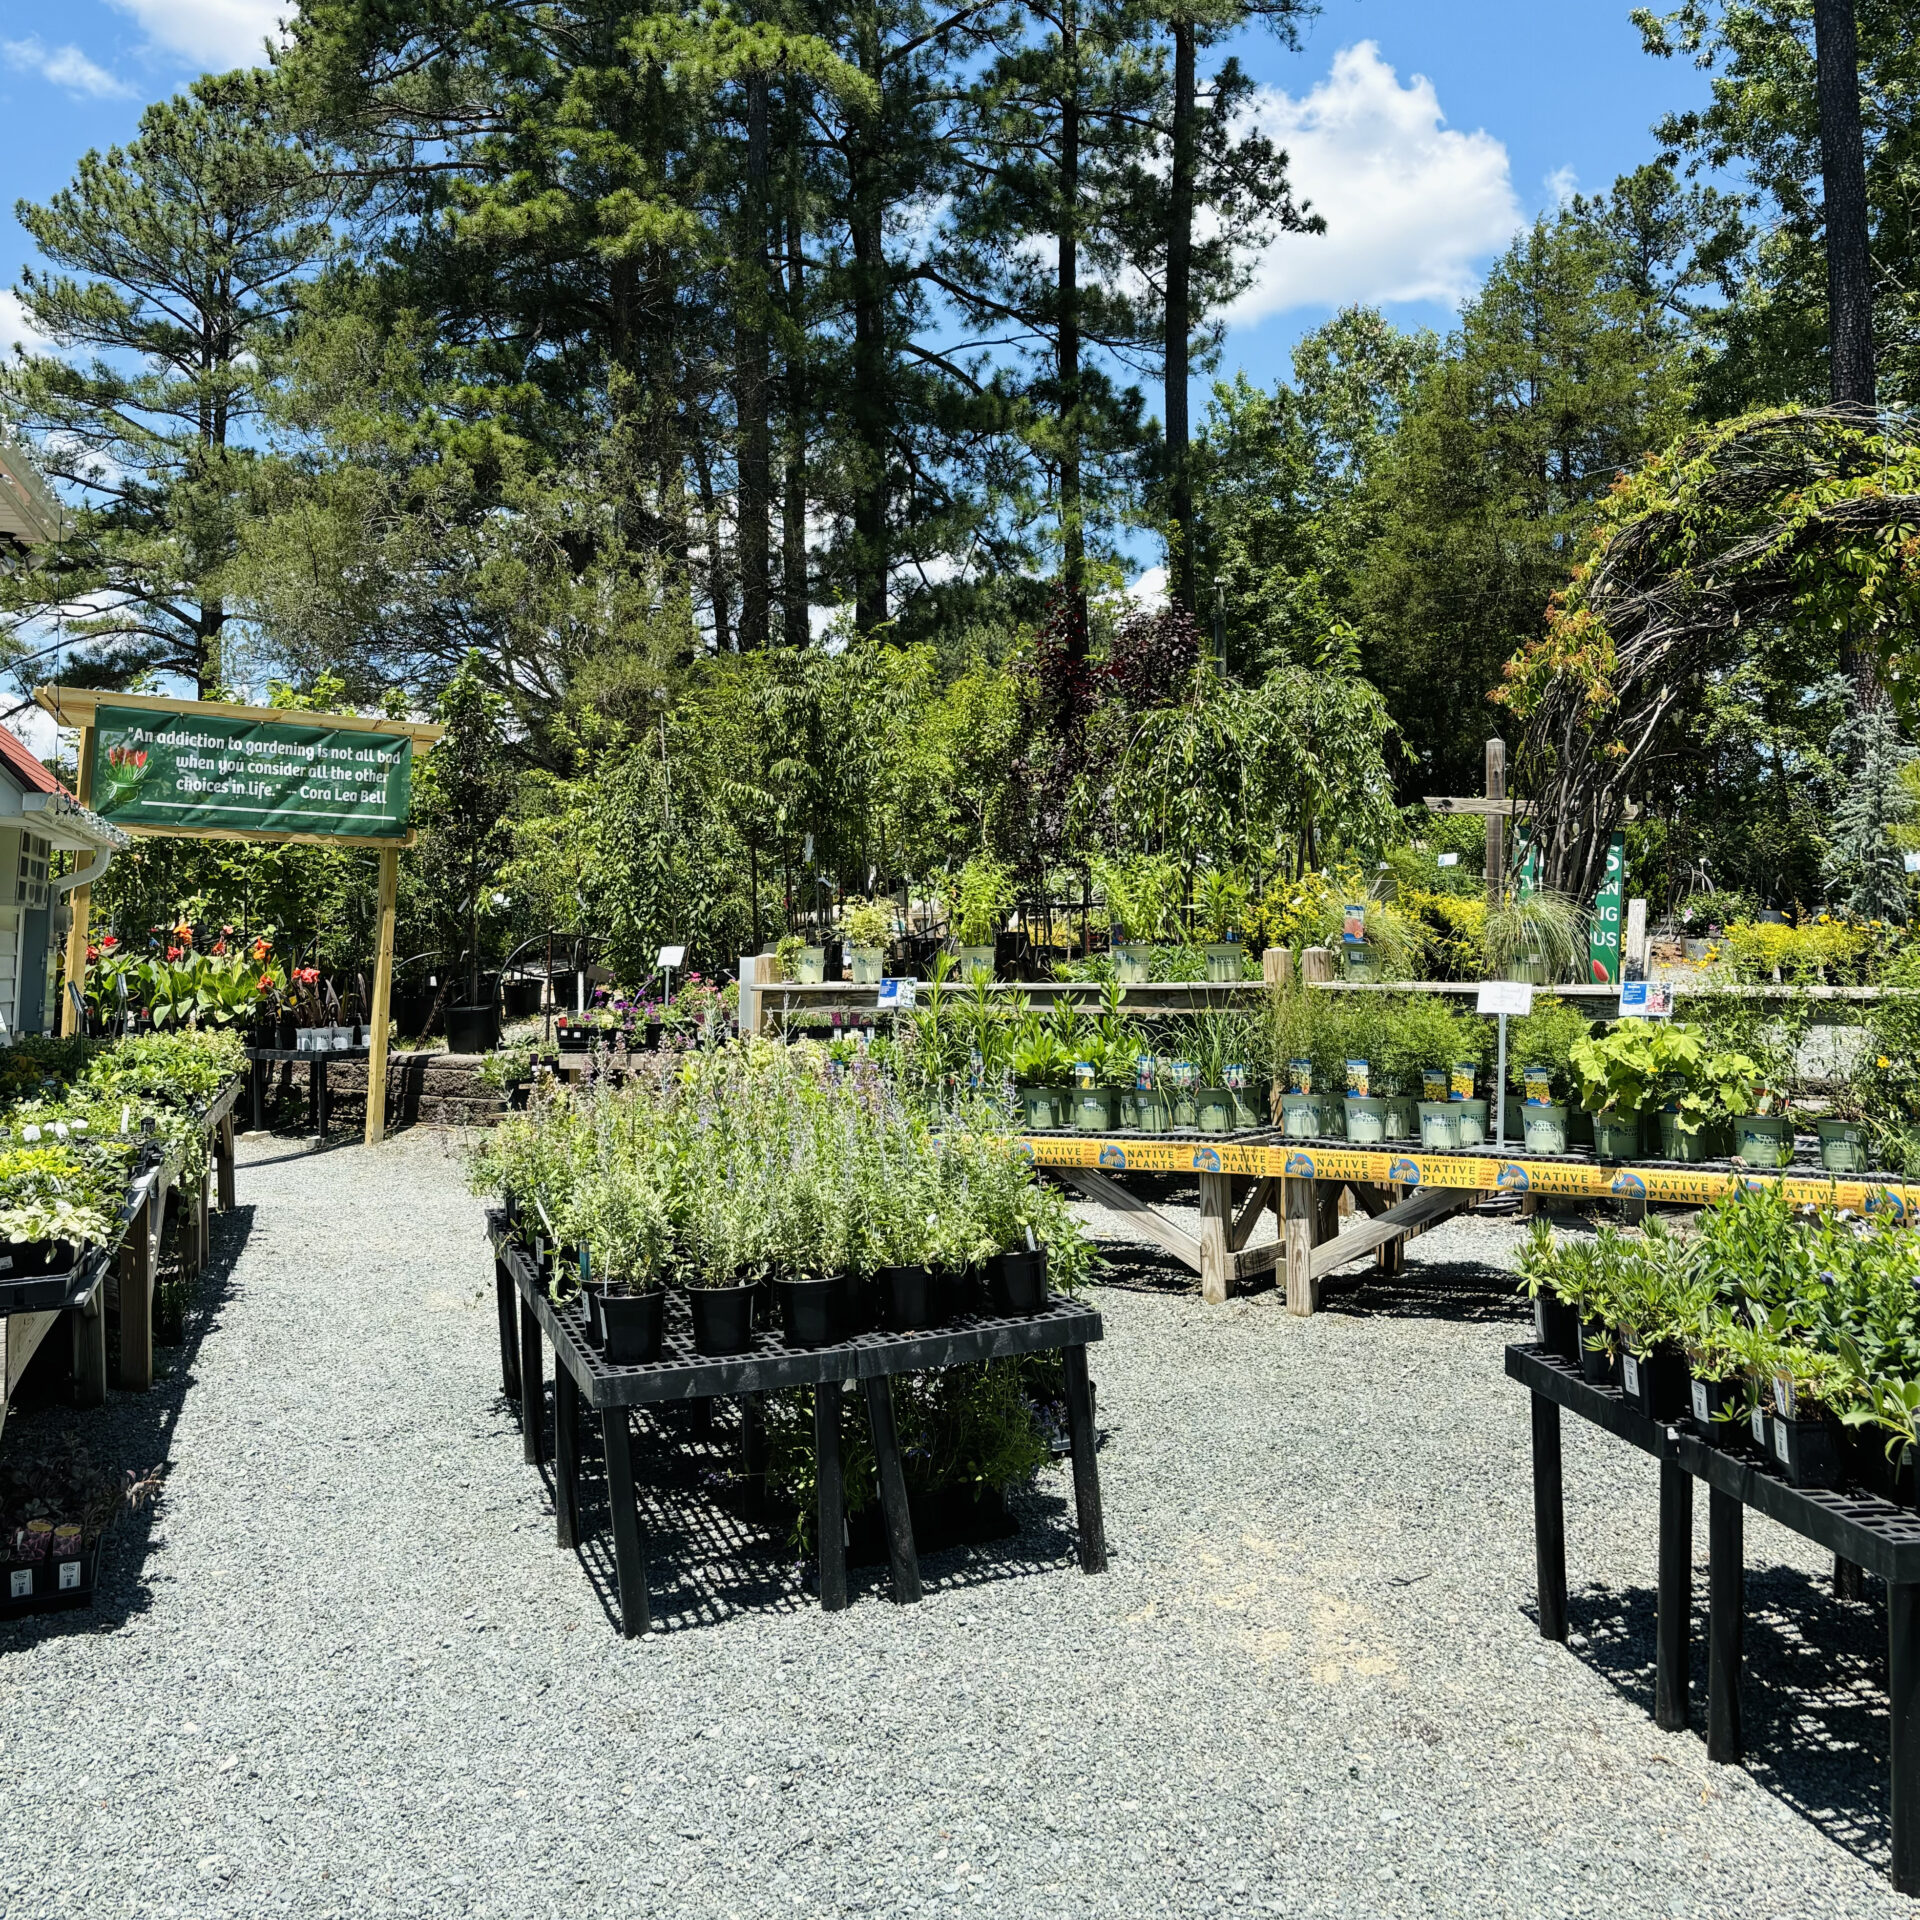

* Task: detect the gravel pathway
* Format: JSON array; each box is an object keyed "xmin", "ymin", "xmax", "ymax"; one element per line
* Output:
[{"xmin": 0, "ymin": 1135, "xmax": 1905, "ymax": 1918}]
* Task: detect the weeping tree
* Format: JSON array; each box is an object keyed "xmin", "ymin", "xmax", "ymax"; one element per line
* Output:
[{"xmin": 1500, "ymin": 406, "xmax": 1920, "ymax": 902}]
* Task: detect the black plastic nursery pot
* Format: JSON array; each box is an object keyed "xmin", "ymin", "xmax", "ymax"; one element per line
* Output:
[
  {"xmin": 1688, "ymin": 1372, "xmax": 1744, "ymax": 1437},
  {"xmin": 689, "ymin": 1283, "xmax": 758, "ymax": 1356},
  {"xmin": 1769, "ymin": 1411, "xmax": 1845, "ymax": 1490},
  {"xmin": 990, "ymin": 1249, "xmax": 1049, "ymax": 1316},
  {"xmin": 774, "ymin": 1276, "xmax": 839, "ymax": 1349},
  {"xmin": 934, "ymin": 1263, "xmax": 984, "ymax": 1321},
  {"xmin": 847, "ymin": 1484, "xmax": 1018, "ymax": 1567},
  {"xmin": 836, "ymin": 1271, "xmax": 877, "ymax": 1337},
  {"xmin": 446, "ymin": 1002, "xmax": 502, "ymax": 1054},
  {"xmin": 1531, "ymin": 1293, "xmax": 1580, "ymax": 1367},
  {"xmin": 600, "ymin": 1290, "xmax": 665, "ymax": 1366},
  {"xmin": 877, "ymin": 1264, "xmax": 935, "ymax": 1333},
  {"xmin": 1841, "ymin": 1424, "xmax": 1916, "ymax": 1504},
  {"xmin": 1619, "ymin": 1340, "xmax": 1689, "ymax": 1423},
  {"xmin": 503, "ymin": 979, "xmax": 543, "ymax": 1019},
  {"xmin": 1576, "ymin": 1317, "xmax": 1618, "ymax": 1389},
  {"xmin": 0, "ymin": 1240, "xmax": 81, "ymax": 1315},
  {"xmin": 579, "ymin": 1283, "xmax": 607, "ymax": 1348}
]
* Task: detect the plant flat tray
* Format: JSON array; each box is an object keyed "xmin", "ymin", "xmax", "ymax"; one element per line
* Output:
[
  {"xmin": 0, "ymin": 1245, "xmax": 108, "ymax": 1318},
  {"xmin": 1505, "ymin": 1342, "xmax": 1675, "ymax": 1456},
  {"xmin": 243, "ymin": 1047, "xmax": 371, "ymax": 1062},
  {"xmin": 495, "ymin": 1234, "xmax": 1102, "ymax": 1408}
]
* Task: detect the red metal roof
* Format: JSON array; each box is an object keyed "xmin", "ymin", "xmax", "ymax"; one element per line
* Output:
[{"xmin": 0, "ymin": 724, "xmax": 72, "ymax": 799}]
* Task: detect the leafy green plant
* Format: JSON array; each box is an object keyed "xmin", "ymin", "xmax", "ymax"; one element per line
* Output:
[
  {"xmin": 1094, "ymin": 853, "xmax": 1179, "ymax": 944},
  {"xmin": 1194, "ymin": 867, "xmax": 1249, "ymax": 943},
  {"xmin": 942, "ymin": 854, "xmax": 1014, "ymax": 947},
  {"xmin": 845, "ymin": 897, "xmax": 892, "ymax": 948},
  {"xmin": 1484, "ymin": 890, "xmax": 1582, "ymax": 983},
  {"xmin": 1506, "ymin": 997, "xmax": 1595, "ymax": 1099}
]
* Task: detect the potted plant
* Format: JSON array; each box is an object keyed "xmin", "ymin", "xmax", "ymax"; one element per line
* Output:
[
  {"xmin": 1659, "ymin": 1041, "xmax": 1761, "ymax": 1163},
  {"xmin": 1515, "ymin": 1221, "xmax": 1582, "ymax": 1365},
  {"xmin": 564, "ymin": 1165, "xmax": 671, "ymax": 1365},
  {"xmin": 1098, "ymin": 854, "xmax": 1176, "ymax": 985},
  {"xmin": 1507, "ymin": 998, "xmax": 1594, "ymax": 1156},
  {"xmin": 1196, "ymin": 868, "xmax": 1249, "ymax": 984},
  {"xmin": 1012, "ymin": 1017, "xmax": 1070, "ymax": 1131},
  {"xmin": 1569, "ymin": 1022, "xmax": 1663, "ymax": 1160},
  {"xmin": 1484, "ymin": 890, "xmax": 1582, "ymax": 986},
  {"xmin": 846, "ymin": 898, "xmax": 892, "ymax": 986},
  {"xmin": 943, "ymin": 855, "xmax": 1013, "ymax": 979},
  {"xmin": 1817, "ymin": 1065, "xmax": 1872, "ymax": 1174}
]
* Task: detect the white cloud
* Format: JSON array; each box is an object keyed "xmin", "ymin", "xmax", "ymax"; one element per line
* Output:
[
  {"xmin": 1545, "ymin": 165, "xmax": 1580, "ymax": 208},
  {"xmin": 1124, "ymin": 566, "xmax": 1169, "ymax": 612},
  {"xmin": 1231, "ymin": 42, "xmax": 1525, "ymax": 319},
  {"xmin": 0, "ymin": 293, "xmax": 50, "ymax": 360},
  {"xmin": 2, "ymin": 36, "xmax": 135, "ymax": 99},
  {"xmin": 106, "ymin": 0, "xmax": 291, "ymax": 69}
]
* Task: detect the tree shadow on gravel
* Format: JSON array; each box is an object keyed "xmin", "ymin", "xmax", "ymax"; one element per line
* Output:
[
  {"xmin": 1318, "ymin": 1253, "xmax": 1532, "ymax": 1325},
  {"xmin": 0, "ymin": 1199, "xmax": 256, "ymax": 1648},
  {"xmin": 1557, "ymin": 1566, "xmax": 1891, "ymax": 1870},
  {"xmin": 543, "ymin": 1400, "xmax": 1086, "ymax": 1636}
]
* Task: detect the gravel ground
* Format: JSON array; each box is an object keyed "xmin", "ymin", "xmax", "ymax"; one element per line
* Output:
[{"xmin": 0, "ymin": 1134, "xmax": 1905, "ymax": 1919}]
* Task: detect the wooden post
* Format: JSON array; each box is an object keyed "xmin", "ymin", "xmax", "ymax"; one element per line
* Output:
[
  {"xmin": 216, "ymin": 1111, "xmax": 236, "ymax": 1213},
  {"xmin": 1485, "ymin": 737, "xmax": 1506, "ymax": 912},
  {"xmin": 1300, "ymin": 946, "xmax": 1335, "ymax": 983},
  {"xmin": 364, "ymin": 844, "xmax": 400, "ymax": 1145},
  {"xmin": 1261, "ymin": 947, "xmax": 1294, "ymax": 987},
  {"xmin": 1283, "ymin": 1175, "xmax": 1316, "ymax": 1316},
  {"xmin": 70, "ymin": 1287, "xmax": 106, "ymax": 1409},
  {"xmin": 1197, "ymin": 1171, "xmax": 1232, "ymax": 1305},
  {"xmin": 59, "ymin": 724, "xmax": 95, "ymax": 1036}
]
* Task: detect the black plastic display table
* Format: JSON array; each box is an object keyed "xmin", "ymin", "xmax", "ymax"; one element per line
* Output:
[
  {"xmin": 488, "ymin": 1217, "xmax": 1107, "ymax": 1635},
  {"xmin": 244, "ymin": 1046, "xmax": 369, "ymax": 1137},
  {"xmin": 1509, "ymin": 1341, "xmax": 1920, "ymax": 1893}
]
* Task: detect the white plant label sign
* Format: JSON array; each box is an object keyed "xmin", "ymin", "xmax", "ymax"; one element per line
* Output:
[{"xmin": 1477, "ymin": 982, "xmax": 1534, "ymax": 1017}]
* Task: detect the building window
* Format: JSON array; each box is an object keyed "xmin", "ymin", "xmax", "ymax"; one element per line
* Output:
[{"xmin": 16, "ymin": 833, "xmax": 49, "ymax": 910}]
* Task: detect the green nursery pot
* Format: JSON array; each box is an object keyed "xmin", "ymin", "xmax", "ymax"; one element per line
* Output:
[
  {"xmin": 1817, "ymin": 1117, "xmax": 1870, "ymax": 1174},
  {"xmin": 1231, "ymin": 1090, "xmax": 1262, "ymax": 1130},
  {"xmin": 1454, "ymin": 1098, "xmax": 1489, "ymax": 1147},
  {"xmin": 1417, "ymin": 1101, "xmax": 1461, "ymax": 1151},
  {"xmin": 1197, "ymin": 1087, "xmax": 1234, "ymax": 1133},
  {"xmin": 1657, "ymin": 1109, "xmax": 1713, "ymax": 1163},
  {"xmin": 1280, "ymin": 1092, "xmax": 1325, "ymax": 1139},
  {"xmin": 1172, "ymin": 1090, "xmax": 1199, "ymax": 1129},
  {"xmin": 1502, "ymin": 1097, "xmax": 1524, "ymax": 1147},
  {"xmin": 795, "ymin": 945, "xmax": 827, "ymax": 984},
  {"xmin": 1382, "ymin": 1096, "xmax": 1417, "ymax": 1141},
  {"xmin": 1203, "ymin": 942, "xmax": 1243, "ymax": 984},
  {"xmin": 955, "ymin": 944, "xmax": 997, "ymax": 979},
  {"xmin": 1593, "ymin": 1112, "xmax": 1643, "ymax": 1160},
  {"xmin": 1019, "ymin": 1085, "xmax": 1057, "ymax": 1131},
  {"xmin": 1345, "ymin": 1096, "xmax": 1387, "ymax": 1144},
  {"xmin": 849, "ymin": 947, "xmax": 885, "ymax": 986},
  {"xmin": 1111, "ymin": 945, "xmax": 1151, "ymax": 985},
  {"xmin": 1734, "ymin": 1113, "xmax": 1794, "ymax": 1169},
  {"xmin": 1133, "ymin": 1089, "xmax": 1169, "ymax": 1132},
  {"xmin": 1072, "ymin": 1087, "xmax": 1114, "ymax": 1132},
  {"xmin": 1521, "ymin": 1102, "xmax": 1570, "ymax": 1156}
]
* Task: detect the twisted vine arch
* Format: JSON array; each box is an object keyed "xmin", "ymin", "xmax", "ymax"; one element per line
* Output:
[{"xmin": 1500, "ymin": 406, "xmax": 1920, "ymax": 902}]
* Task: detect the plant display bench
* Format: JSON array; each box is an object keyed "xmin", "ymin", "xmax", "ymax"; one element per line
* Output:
[
  {"xmin": 244, "ymin": 1046, "xmax": 369, "ymax": 1138},
  {"xmin": 1031, "ymin": 1133, "xmax": 1920, "ymax": 1316},
  {"xmin": 1508, "ymin": 1342, "xmax": 1920, "ymax": 1895},
  {"xmin": 487, "ymin": 1217, "xmax": 1107, "ymax": 1636},
  {"xmin": 2, "ymin": 1074, "xmax": 242, "ymax": 1450}
]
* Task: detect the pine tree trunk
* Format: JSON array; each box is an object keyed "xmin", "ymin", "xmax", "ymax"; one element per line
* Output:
[
  {"xmin": 849, "ymin": 12, "xmax": 889, "ymax": 632},
  {"xmin": 737, "ymin": 75, "xmax": 773, "ymax": 651},
  {"xmin": 1813, "ymin": 0, "xmax": 1876, "ymax": 411},
  {"xmin": 1165, "ymin": 18, "xmax": 1196, "ymax": 614},
  {"xmin": 1058, "ymin": 0, "xmax": 1085, "ymax": 631},
  {"xmin": 782, "ymin": 121, "xmax": 810, "ymax": 649}
]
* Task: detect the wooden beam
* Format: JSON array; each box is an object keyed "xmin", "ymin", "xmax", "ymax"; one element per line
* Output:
[
  {"xmin": 60, "ymin": 724, "xmax": 94, "ymax": 1036},
  {"xmin": 36, "ymin": 684, "xmax": 444, "ymax": 746},
  {"xmin": 1230, "ymin": 1177, "xmax": 1277, "ymax": 1252},
  {"xmin": 1058, "ymin": 1167, "xmax": 1203, "ymax": 1274},
  {"xmin": 1308, "ymin": 1187, "xmax": 1475, "ymax": 1283},
  {"xmin": 1198, "ymin": 1172, "xmax": 1232, "ymax": 1305},
  {"xmin": 1283, "ymin": 1175, "xmax": 1316, "ymax": 1316},
  {"xmin": 364, "ymin": 844, "xmax": 399, "ymax": 1144}
]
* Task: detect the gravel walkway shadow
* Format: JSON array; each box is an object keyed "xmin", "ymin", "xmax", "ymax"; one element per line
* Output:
[{"xmin": 1, "ymin": 1137, "xmax": 1913, "ymax": 1919}]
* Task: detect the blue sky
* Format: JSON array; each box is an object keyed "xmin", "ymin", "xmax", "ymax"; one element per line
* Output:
[{"xmin": 4, "ymin": 0, "xmax": 1709, "ymax": 388}]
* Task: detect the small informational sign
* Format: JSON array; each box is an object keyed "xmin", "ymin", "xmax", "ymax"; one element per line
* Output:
[
  {"xmin": 1618, "ymin": 980, "xmax": 1673, "ymax": 1020},
  {"xmin": 657, "ymin": 945, "xmax": 686, "ymax": 968},
  {"xmin": 1436, "ymin": 852, "xmax": 1460, "ymax": 869},
  {"xmin": 1906, "ymin": 850, "xmax": 1920, "ymax": 875},
  {"xmin": 877, "ymin": 978, "xmax": 917, "ymax": 1011},
  {"xmin": 1477, "ymin": 981, "xmax": 1535, "ymax": 1017}
]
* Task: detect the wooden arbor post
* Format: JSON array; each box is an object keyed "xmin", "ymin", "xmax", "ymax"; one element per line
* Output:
[
  {"xmin": 59, "ymin": 725, "xmax": 95, "ymax": 1036},
  {"xmin": 364, "ymin": 845, "xmax": 400, "ymax": 1145}
]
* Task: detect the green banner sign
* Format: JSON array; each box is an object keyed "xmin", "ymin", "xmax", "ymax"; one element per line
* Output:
[
  {"xmin": 1588, "ymin": 830, "xmax": 1626, "ymax": 984},
  {"xmin": 89, "ymin": 706, "xmax": 414, "ymax": 840}
]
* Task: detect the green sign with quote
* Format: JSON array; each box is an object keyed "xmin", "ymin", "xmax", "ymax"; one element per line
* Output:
[{"xmin": 89, "ymin": 706, "xmax": 413, "ymax": 839}]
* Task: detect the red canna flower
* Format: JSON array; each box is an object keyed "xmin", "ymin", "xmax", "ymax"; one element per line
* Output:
[
  {"xmin": 100, "ymin": 934, "xmax": 118, "ymax": 950},
  {"xmin": 258, "ymin": 974, "xmax": 274, "ymax": 992},
  {"xmin": 165, "ymin": 945, "xmax": 182, "ymax": 962},
  {"xmin": 212, "ymin": 939, "xmax": 228, "ymax": 955}
]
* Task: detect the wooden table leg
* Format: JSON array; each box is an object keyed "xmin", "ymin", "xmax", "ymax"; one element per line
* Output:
[
  {"xmin": 1531, "ymin": 1392, "xmax": 1567, "ymax": 1642},
  {"xmin": 250, "ymin": 1058, "xmax": 265, "ymax": 1133},
  {"xmin": 70, "ymin": 1287, "xmax": 106, "ymax": 1409},
  {"xmin": 862, "ymin": 1375, "xmax": 922, "ymax": 1604},
  {"xmin": 1655, "ymin": 1457, "xmax": 1693, "ymax": 1731},
  {"xmin": 495, "ymin": 1260, "xmax": 522, "ymax": 1400},
  {"xmin": 1707, "ymin": 1486, "xmax": 1744, "ymax": 1764},
  {"xmin": 519, "ymin": 1298, "xmax": 544, "ymax": 1465},
  {"xmin": 1283, "ymin": 1176, "xmax": 1316, "ymax": 1317},
  {"xmin": 116, "ymin": 1192, "xmax": 154, "ymax": 1393},
  {"xmin": 601, "ymin": 1408, "xmax": 651, "ymax": 1637},
  {"xmin": 317, "ymin": 1058, "xmax": 331, "ymax": 1137},
  {"xmin": 816, "ymin": 1381, "xmax": 848, "ymax": 1612},
  {"xmin": 193, "ymin": 1171, "xmax": 211, "ymax": 1276},
  {"xmin": 1197, "ymin": 1171, "xmax": 1232, "ymax": 1305},
  {"xmin": 1892, "ymin": 1582, "xmax": 1920, "ymax": 1893},
  {"xmin": 1063, "ymin": 1344, "xmax": 1107, "ymax": 1574},
  {"xmin": 553, "ymin": 1357, "xmax": 580, "ymax": 1550}
]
